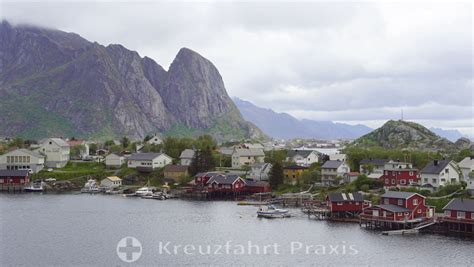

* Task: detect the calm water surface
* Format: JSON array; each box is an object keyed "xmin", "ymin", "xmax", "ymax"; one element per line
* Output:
[{"xmin": 1, "ymin": 193, "xmax": 472, "ymax": 266}]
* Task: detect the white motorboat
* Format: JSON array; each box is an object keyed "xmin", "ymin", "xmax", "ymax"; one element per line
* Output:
[
  {"xmin": 257, "ymin": 205, "xmax": 290, "ymax": 218},
  {"xmin": 135, "ymin": 186, "xmax": 155, "ymax": 197},
  {"xmin": 81, "ymin": 179, "xmax": 100, "ymax": 193},
  {"xmin": 24, "ymin": 182, "xmax": 44, "ymax": 192}
]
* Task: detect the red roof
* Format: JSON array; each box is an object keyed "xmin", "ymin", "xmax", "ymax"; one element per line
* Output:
[{"xmin": 67, "ymin": 140, "xmax": 86, "ymax": 146}]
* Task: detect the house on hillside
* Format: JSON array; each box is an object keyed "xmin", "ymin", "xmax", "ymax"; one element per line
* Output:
[
  {"xmin": 247, "ymin": 163, "xmax": 272, "ymax": 181},
  {"xmin": 420, "ymin": 160, "xmax": 461, "ymax": 189},
  {"xmin": 321, "ymin": 160, "xmax": 350, "ymax": 186},
  {"xmin": 105, "ymin": 153, "xmax": 125, "ymax": 169},
  {"xmin": 179, "ymin": 149, "xmax": 195, "ymax": 166},
  {"xmin": 39, "ymin": 138, "xmax": 70, "ymax": 168},
  {"xmin": 164, "ymin": 165, "xmax": 189, "ymax": 182},
  {"xmin": 127, "ymin": 152, "xmax": 172, "ymax": 172},
  {"xmin": 66, "ymin": 140, "xmax": 89, "ymax": 159},
  {"xmin": 286, "ymin": 150, "xmax": 319, "ymax": 167},
  {"xmin": 329, "ymin": 153, "xmax": 347, "ymax": 162},
  {"xmin": 283, "ymin": 165, "xmax": 308, "ymax": 185},
  {"xmin": 359, "ymin": 158, "xmax": 390, "ymax": 175},
  {"xmin": 458, "ymin": 157, "xmax": 474, "ymax": 194},
  {"xmin": 147, "ymin": 135, "xmax": 163, "ymax": 145},
  {"xmin": 0, "ymin": 149, "xmax": 45, "ymax": 173},
  {"xmin": 361, "ymin": 191, "xmax": 435, "ymax": 228},
  {"xmin": 381, "ymin": 161, "xmax": 419, "ymax": 188},
  {"xmin": 344, "ymin": 172, "xmax": 360, "ymax": 184},
  {"xmin": 231, "ymin": 148, "xmax": 265, "ymax": 168},
  {"xmin": 100, "ymin": 176, "xmax": 122, "ymax": 189}
]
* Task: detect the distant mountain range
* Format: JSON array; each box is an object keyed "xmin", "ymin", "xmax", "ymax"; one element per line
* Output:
[
  {"xmin": 429, "ymin": 127, "xmax": 465, "ymax": 142},
  {"xmin": 0, "ymin": 21, "xmax": 264, "ymax": 141},
  {"xmin": 233, "ymin": 98, "xmax": 372, "ymax": 139},
  {"xmin": 351, "ymin": 120, "xmax": 471, "ymax": 153}
]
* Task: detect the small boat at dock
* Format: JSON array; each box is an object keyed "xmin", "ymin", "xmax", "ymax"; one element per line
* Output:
[
  {"xmin": 81, "ymin": 179, "xmax": 100, "ymax": 193},
  {"xmin": 257, "ymin": 205, "xmax": 290, "ymax": 218},
  {"xmin": 24, "ymin": 182, "xmax": 44, "ymax": 192}
]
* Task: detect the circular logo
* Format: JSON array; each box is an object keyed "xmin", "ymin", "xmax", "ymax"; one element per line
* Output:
[{"xmin": 116, "ymin": 236, "xmax": 142, "ymax": 263}]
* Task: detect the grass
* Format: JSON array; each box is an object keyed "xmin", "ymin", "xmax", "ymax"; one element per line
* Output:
[{"xmin": 31, "ymin": 161, "xmax": 108, "ymax": 181}]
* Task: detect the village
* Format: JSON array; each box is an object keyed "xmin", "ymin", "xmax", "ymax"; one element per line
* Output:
[{"xmin": 0, "ymin": 135, "xmax": 473, "ymax": 237}]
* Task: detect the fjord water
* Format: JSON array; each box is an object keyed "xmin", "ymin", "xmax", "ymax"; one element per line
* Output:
[{"xmin": 1, "ymin": 194, "xmax": 472, "ymax": 266}]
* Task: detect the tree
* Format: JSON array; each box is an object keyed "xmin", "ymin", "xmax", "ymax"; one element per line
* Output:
[
  {"xmin": 189, "ymin": 146, "xmax": 216, "ymax": 176},
  {"xmin": 121, "ymin": 136, "xmax": 130, "ymax": 149},
  {"xmin": 269, "ymin": 162, "xmax": 284, "ymax": 189},
  {"xmin": 88, "ymin": 143, "xmax": 97, "ymax": 155}
]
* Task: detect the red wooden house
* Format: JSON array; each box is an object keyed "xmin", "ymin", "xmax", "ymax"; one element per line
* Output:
[
  {"xmin": 326, "ymin": 192, "xmax": 371, "ymax": 216},
  {"xmin": 438, "ymin": 199, "xmax": 473, "ymax": 235},
  {"xmin": 244, "ymin": 179, "xmax": 271, "ymax": 194},
  {"xmin": 381, "ymin": 162, "xmax": 419, "ymax": 188},
  {"xmin": 0, "ymin": 170, "xmax": 30, "ymax": 191},
  {"xmin": 361, "ymin": 191, "xmax": 434, "ymax": 227},
  {"xmin": 206, "ymin": 174, "xmax": 246, "ymax": 196},
  {"xmin": 194, "ymin": 172, "xmax": 222, "ymax": 185}
]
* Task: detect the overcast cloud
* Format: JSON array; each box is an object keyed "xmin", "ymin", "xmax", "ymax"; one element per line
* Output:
[{"xmin": 1, "ymin": 0, "xmax": 472, "ymax": 136}]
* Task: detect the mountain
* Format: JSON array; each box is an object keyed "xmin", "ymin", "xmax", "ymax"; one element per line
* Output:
[
  {"xmin": 0, "ymin": 21, "xmax": 264, "ymax": 141},
  {"xmin": 233, "ymin": 98, "xmax": 372, "ymax": 139},
  {"xmin": 351, "ymin": 120, "xmax": 459, "ymax": 153},
  {"xmin": 429, "ymin": 127, "xmax": 465, "ymax": 142}
]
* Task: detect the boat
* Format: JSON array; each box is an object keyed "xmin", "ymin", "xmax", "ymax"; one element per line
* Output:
[
  {"xmin": 81, "ymin": 179, "xmax": 100, "ymax": 193},
  {"xmin": 135, "ymin": 186, "xmax": 155, "ymax": 197},
  {"xmin": 257, "ymin": 205, "xmax": 290, "ymax": 218},
  {"xmin": 24, "ymin": 182, "xmax": 44, "ymax": 192},
  {"xmin": 141, "ymin": 193, "xmax": 166, "ymax": 200}
]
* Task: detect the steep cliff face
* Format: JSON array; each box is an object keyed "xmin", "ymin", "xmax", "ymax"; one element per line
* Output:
[{"xmin": 0, "ymin": 21, "xmax": 264, "ymax": 141}]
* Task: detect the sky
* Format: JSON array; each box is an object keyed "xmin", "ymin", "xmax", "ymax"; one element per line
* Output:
[{"xmin": 1, "ymin": 0, "xmax": 473, "ymax": 136}]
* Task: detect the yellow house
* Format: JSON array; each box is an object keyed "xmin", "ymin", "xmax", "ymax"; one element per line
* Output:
[{"xmin": 283, "ymin": 165, "xmax": 308, "ymax": 185}]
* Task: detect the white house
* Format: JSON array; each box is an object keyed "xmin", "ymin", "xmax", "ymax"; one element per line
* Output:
[
  {"xmin": 247, "ymin": 163, "xmax": 272, "ymax": 181},
  {"xmin": 100, "ymin": 176, "xmax": 122, "ymax": 189},
  {"xmin": 241, "ymin": 143, "xmax": 264, "ymax": 149},
  {"xmin": 0, "ymin": 148, "xmax": 45, "ymax": 173},
  {"xmin": 128, "ymin": 152, "xmax": 173, "ymax": 171},
  {"xmin": 458, "ymin": 156, "xmax": 474, "ymax": 193},
  {"xmin": 286, "ymin": 150, "xmax": 319, "ymax": 167},
  {"xmin": 359, "ymin": 158, "xmax": 390, "ymax": 175},
  {"xmin": 179, "ymin": 149, "xmax": 195, "ymax": 166},
  {"xmin": 39, "ymin": 138, "xmax": 70, "ymax": 168},
  {"xmin": 105, "ymin": 153, "xmax": 125, "ymax": 169},
  {"xmin": 420, "ymin": 160, "xmax": 461, "ymax": 189},
  {"xmin": 66, "ymin": 140, "xmax": 89, "ymax": 159},
  {"xmin": 329, "ymin": 153, "xmax": 347, "ymax": 162},
  {"xmin": 321, "ymin": 160, "xmax": 350, "ymax": 186},
  {"xmin": 147, "ymin": 136, "xmax": 163, "ymax": 145},
  {"xmin": 231, "ymin": 148, "xmax": 265, "ymax": 168}
]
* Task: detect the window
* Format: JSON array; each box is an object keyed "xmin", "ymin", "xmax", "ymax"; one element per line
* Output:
[
  {"xmin": 398, "ymin": 212, "xmax": 403, "ymax": 216},
  {"xmin": 384, "ymin": 198, "xmax": 389, "ymax": 205},
  {"xmin": 432, "ymin": 179, "xmax": 437, "ymax": 184},
  {"xmin": 385, "ymin": 171, "xmax": 388, "ymax": 175},
  {"xmin": 355, "ymin": 202, "xmax": 360, "ymax": 205},
  {"xmin": 409, "ymin": 171, "xmax": 413, "ymax": 176},
  {"xmin": 445, "ymin": 168, "xmax": 449, "ymax": 173},
  {"xmin": 424, "ymin": 178, "xmax": 428, "ymax": 182},
  {"xmin": 457, "ymin": 211, "xmax": 465, "ymax": 219},
  {"xmin": 337, "ymin": 202, "xmax": 343, "ymax": 206},
  {"xmin": 397, "ymin": 199, "xmax": 403, "ymax": 206},
  {"xmin": 444, "ymin": 210, "xmax": 451, "ymax": 216},
  {"xmin": 417, "ymin": 209, "xmax": 422, "ymax": 213},
  {"xmin": 400, "ymin": 180, "xmax": 406, "ymax": 185},
  {"xmin": 413, "ymin": 199, "xmax": 418, "ymax": 206},
  {"xmin": 391, "ymin": 179, "xmax": 396, "ymax": 185}
]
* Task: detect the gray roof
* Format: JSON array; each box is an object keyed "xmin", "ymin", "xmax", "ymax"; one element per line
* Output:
[
  {"xmin": 359, "ymin": 158, "xmax": 389, "ymax": 166},
  {"xmin": 287, "ymin": 150, "xmax": 317, "ymax": 159},
  {"xmin": 4, "ymin": 148, "xmax": 44, "ymax": 158},
  {"xmin": 244, "ymin": 179, "xmax": 269, "ymax": 187},
  {"xmin": 179, "ymin": 149, "xmax": 195, "ymax": 159},
  {"xmin": 376, "ymin": 204, "xmax": 410, "ymax": 213},
  {"xmin": 129, "ymin": 153, "xmax": 166, "ymax": 161},
  {"xmin": 328, "ymin": 192, "xmax": 363, "ymax": 202},
  {"xmin": 208, "ymin": 174, "xmax": 242, "ymax": 185},
  {"xmin": 322, "ymin": 160, "xmax": 343, "ymax": 169},
  {"xmin": 421, "ymin": 160, "xmax": 451, "ymax": 174},
  {"xmin": 443, "ymin": 198, "xmax": 474, "ymax": 212},
  {"xmin": 0, "ymin": 169, "xmax": 29, "ymax": 177},
  {"xmin": 382, "ymin": 191, "xmax": 418, "ymax": 199},
  {"xmin": 48, "ymin": 138, "xmax": 69, "ymax": 147},
  {"xmin": 234, "ymin": 148, "xmax": 265, "ymax": 157}
]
